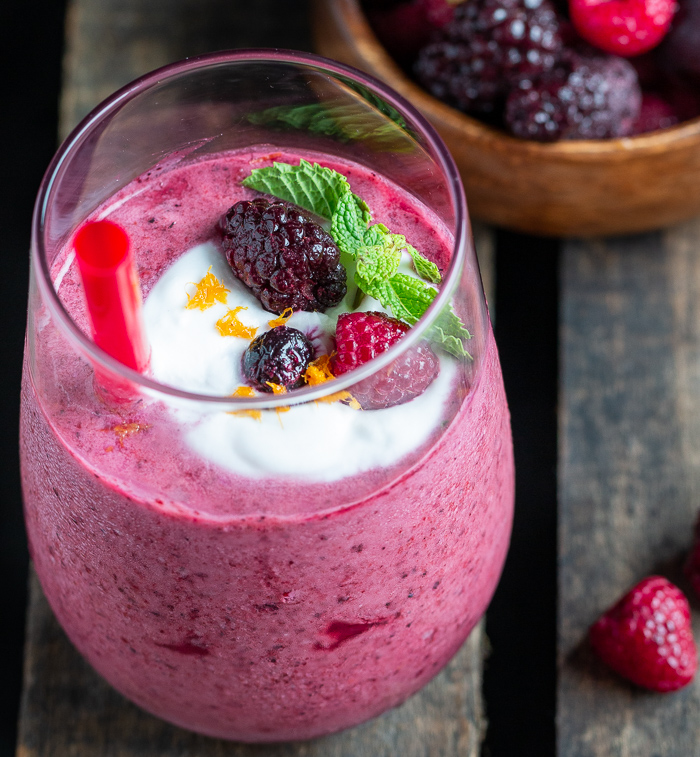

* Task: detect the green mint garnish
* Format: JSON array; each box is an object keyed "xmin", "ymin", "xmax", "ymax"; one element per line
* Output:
[
  {"xmin": 242, "ymin": 160, "xmax": 471, "ymax": 357},
  {"xmin": 248, "ymin": 103, "xmax": 412, "ymax": 151},
  {"xmin": 242, "ymin": 159, "xmax": 352, "ymax": 221}
]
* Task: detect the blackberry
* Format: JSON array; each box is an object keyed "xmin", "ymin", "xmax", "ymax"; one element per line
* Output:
[
  {"xmin": 220, "ymin": 198, "xmax": 346, "ymax": 315},
  {"xmin": 505, "ymin": 47, "xmax": 641, "ymax": 141},
  {"xmin": 414, "ymin": 0, "xmax": 564, "ymax": 114},
  {"xmin": 242, "ymin": 326, "xmax": 315, "ymax": 392}
]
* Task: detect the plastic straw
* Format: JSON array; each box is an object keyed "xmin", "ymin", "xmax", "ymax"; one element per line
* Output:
[{"xmin": 73, "ymin": 220, "xmax": 149, "ymax": 384}]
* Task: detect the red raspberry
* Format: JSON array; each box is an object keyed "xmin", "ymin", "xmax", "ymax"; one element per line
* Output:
[
  {"xmin": 569, "ymin": 0, "xmax": 678, "ymax": 57},
  {"xmin": 331, "ymin": 311, "xmax": 439, "ymax": 410},
  {"xmin": 589, "ymin": 576, "xmax": 697, "ymax": 692}
]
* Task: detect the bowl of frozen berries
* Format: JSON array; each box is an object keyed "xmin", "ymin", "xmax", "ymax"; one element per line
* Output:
[{"xmin": 311, "ymin": 0, "xmax": 700, "ymax": 237}]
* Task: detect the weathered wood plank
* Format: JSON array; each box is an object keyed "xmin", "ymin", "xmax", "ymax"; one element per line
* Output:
[
  {"xmin": 17, "ymin": 0, "xmax": 493, "ymax": 755},
  {"xmin": 558, "ymin": 223, "xmax": 700, "ymax": 756}
]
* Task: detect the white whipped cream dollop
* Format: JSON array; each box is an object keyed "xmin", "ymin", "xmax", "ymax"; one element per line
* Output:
[{"xmin": 143, "ymin": 242, "xmax": 454, "ymax": 481}]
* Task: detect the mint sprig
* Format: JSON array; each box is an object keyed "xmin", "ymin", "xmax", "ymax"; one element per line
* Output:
[
  {"xmin": 243, "ymin": 159, "xmax": 354, "ymax": 221},
  {"xmin": 242, "ymin": 161, "xmax": 472, "ymax": 358},
  {"xmin": 248, "ymin": 102, "xmax": 414, "ymax": 152}
]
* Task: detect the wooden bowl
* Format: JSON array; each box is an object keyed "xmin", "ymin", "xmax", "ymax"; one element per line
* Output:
[{"xmin": 311, "ymin": 0, "xmax": 700, "ymax": 237}]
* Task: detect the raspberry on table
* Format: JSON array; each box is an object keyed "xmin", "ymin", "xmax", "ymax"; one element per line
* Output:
[
  {"xmin": 242, "ymin": 326, "xmax": 315, "ymax": 392},
  {"xmin": 589, "ymin": 576, "xmax": 697, "ymax": 692},
  {"xmin": 220, "ymin": 198, "xmax": 347, "ymax": 315},
  {"xmin": 414, "ymin": 0, "xmax": 564, "ymax": 114},
  {"xmin": 569, "ymin": 0, "xmax": 678, "ymax": 58},
  {"xmin": 331, "ymin": 311, "xmax": 440, "ymax": 410},
  {"xmin": 505, "ymin": 47, "xmax": 641, "ymax": 140}
]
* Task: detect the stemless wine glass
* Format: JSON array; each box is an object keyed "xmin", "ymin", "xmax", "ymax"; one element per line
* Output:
[{"xmin": 21, "ymin": 50, "xmax": 514, "ymax": 742}]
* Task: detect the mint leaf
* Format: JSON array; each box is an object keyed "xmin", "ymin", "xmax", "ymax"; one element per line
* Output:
[
  {"xmin": 405, "ymin": 243, "xmax": 441, "ymax": 284},
  {"xmin": 383, "ymin": 273, "xmax": 438, "ymax": 324},
  {"xmin": 242, "ymin": 160, "xmax": 351, "ymax": 220},
  {"xmin": 356, "ymin": 242, "xmax": 403, "ymax": 287},
  {"xmin": 431, "ymin": 304, "xmax": 473, "ymax": 358},
  {"xmin": 358, "ymin": 272, "xmax": 436, "ymax": 324},
  {"xmin": 330, "ymin": 192, "xmax": 371, "ymax": 258},
  {"xmin": 360, "ymin": 273, "xmax": 472, "ymax": 357},
  {"xmin": 362, "ymin": 222, "xmax": 389, "ymax": 247},
  {"xmin": 248, "ymin": 103, "xmax": 412, "ymax": 151}
]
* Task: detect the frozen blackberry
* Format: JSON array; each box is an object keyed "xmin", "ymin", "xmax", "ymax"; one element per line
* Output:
[
  {"xmin": 220, "ymin": 198, "xmax": 347, "ymax": 315},
  {"xmin": 242, "ymin": 326, "xmax": 315, "ymax": 392},
  {"xmin": 414, "ymin": 0, "xmax": 564, "ymax": 114},
  {"xmin": 505, "ymin": 48, "xmax": 641, "ymax": 141}
]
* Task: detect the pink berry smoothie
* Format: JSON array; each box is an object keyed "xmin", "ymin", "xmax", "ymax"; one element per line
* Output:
[{"xmin": 20, "ymin": 147, "xmax": 514, "ymax": 742}]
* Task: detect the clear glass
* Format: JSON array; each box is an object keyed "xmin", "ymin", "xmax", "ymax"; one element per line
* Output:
[{"xmin": 21, "ymin": 50, "xmax": 514, "ymax": 742}]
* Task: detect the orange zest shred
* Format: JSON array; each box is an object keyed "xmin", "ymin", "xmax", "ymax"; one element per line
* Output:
[
  {"xmin": 216, "ymin": 307, "xmax": 257, "ymax": 338},
  {"xmin": 304, "ymin": 354, "xmax": 335, "ymax": 386},
  {"xmin": 304, "ymin": 355, "xmax": 361, "ymax": 410},
  {"xmin": 232, "ymin": 386, "xmax": 256, "ymax": 398},
  {"xmin": 185, "ymin": 267, "xmax": 229, "ymax": 310},
  {"xmin": 228, "ymin": 385, "xmax": 262, "ymax": 421},
  {"xmin": 266, "ymin": 382, "xmax": 291, "ymax": 417},
  {"xmin": 322, "ymin": 392, "xmax": 362, "ymax": 410},
  {"xmin": 110, "ymin": 422, "xmax": 150, "ymax": 446},
  {"xmin": 268, "ymin": 307, "xmax": 294, "ymax": 328}
]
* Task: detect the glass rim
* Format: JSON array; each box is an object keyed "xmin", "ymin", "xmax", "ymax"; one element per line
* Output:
[{"xmin": 31, "ymin": 48, "xmax": 474, "ymax": 410}]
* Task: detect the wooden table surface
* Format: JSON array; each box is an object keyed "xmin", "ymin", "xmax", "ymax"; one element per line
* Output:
[{"xmin": 14, "ymin": 0, "xmax": 700, "ymax": 755}]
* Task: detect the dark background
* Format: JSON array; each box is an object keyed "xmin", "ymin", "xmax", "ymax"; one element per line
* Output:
[{"xmin": 0, "ymin": 3, "xmax": 558, "ymax": 755}]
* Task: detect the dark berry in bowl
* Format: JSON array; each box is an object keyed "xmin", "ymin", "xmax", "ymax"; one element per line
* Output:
[
  {"xmin": 659, "ymin": 0, "xmax": 700, "ymax": 82},
  {"xmin": 313, "ymin": 0, "xmax": 700, "ymax": 236},
  {"xmin": 505, "ymin": 47, "xmax": 642, "ymax": 140},
  {"xmin": 415, "ymin": 0, "xmax": 564, "ymax": 114},
  {"xmin": 631, "ymin": 92, "xmax": 679, "ymax": 134},
  {"xmin": 242, "ymin": 326, "xmax": 315, "ymax": 392},
  {"xmin": 331, "ymin": 311, "xmax": 440, "ymax": 410},
  {"xmin": 221, "ymin": 198, "xmax": 347, "ymax": 315}
]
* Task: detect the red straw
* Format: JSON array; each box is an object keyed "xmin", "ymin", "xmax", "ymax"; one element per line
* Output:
[{"xmin": 74, "ymin": 220, "xmax": 149, "ymax": 374}]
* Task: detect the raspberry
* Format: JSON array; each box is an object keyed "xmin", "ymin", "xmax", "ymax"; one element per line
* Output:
[
  {"xmin": 631, "ymin": 92, "xmax": 679, "ymax": 133},
  {"xmin": 242, "ymin": 326, "xmax": 314, "ymax": 392},
  {"xmin": 220, "ymin": 199, "xmax": 346, "ymax": 315},
  {"xmin": 569, "ymin": 0, "xmax": 677, "ymax": 57},
  {"xmin": 331, "ymin": 311, "xmax": 439, "ymax": 410},
  {"xmin": 589, "ymin": 576, "xmax": 697, "ymax": 692},
  {"xmin": 414, "ymin": 0, "xmax": 564, "ymax": 114},
  {"xmin": 505, "ymin": 47, "xmax": 641, "ymax": 140}
]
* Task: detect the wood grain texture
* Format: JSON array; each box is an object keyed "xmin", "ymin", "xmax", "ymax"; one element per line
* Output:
[
  {"xmin": 311, "ymin": 0, "xmax": 700, "ymax": 238},
  {"xmin": 558, "ymin": 222, "xmax": 700, "ymax": 756},
  {"xmin": 16, "ymin": 0, "xmax": 494, "ymax": 754}
]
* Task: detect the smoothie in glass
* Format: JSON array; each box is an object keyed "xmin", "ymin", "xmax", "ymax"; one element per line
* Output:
[{"xmin": 20, "ymin": 51, "xmax": 514, "ymax": 742}]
